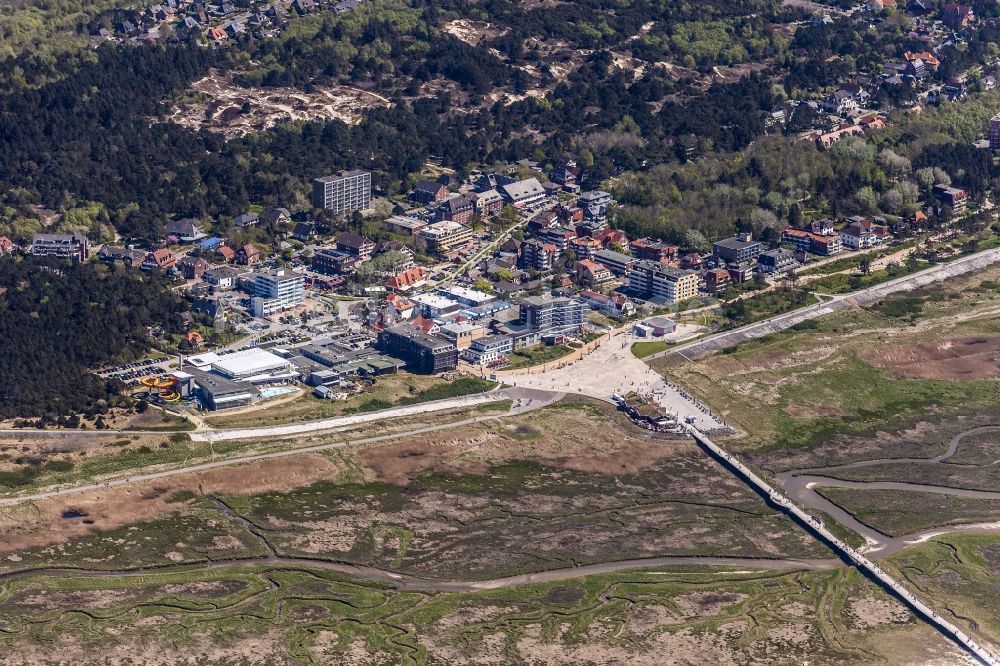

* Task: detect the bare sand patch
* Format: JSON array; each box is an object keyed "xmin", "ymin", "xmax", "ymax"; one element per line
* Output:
[
  {"xmin": 860, "ymin": 336, "xmax": 1000, "ymax": 380},
  {"xmin": 442, "ymin": 19, "xmax": 509, "ymax": 45},
  {"xmin": 0, "ymin": 454, "xmax": 341, "ymax": 556},
  {"xmin": 167, "ymin": 70, "xmax": 391, "ymax": 139},
  {"xmin": 356, "ymin": 413, "xmax": 687, "ymax": 485}
]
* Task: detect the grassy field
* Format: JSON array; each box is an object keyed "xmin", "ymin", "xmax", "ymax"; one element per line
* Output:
[
  {"xmin": 502, "ymin": 343, "xmax": 577, "ymax": 369},
  {"xmin": 0, "ymin": 399, "xmax": 825, "ymax": 576},
  {"xmin": 655, "ymin": 265, "xmax": 1000, "ymax": 463},
  {"xmin": 211, "ymin": 401, "xmax": 827, "ymax": 579},
  {"xmin": 0, "ymin": 398, "xmax": 510, "ymax": 495},
  {"xmin": 0, "ymin": 562, "xmax": 953, "ymax": 665},
  {"xmin": 631, "ymin": 339, "xmax": 675, "ymax": 358},
  {"xmin": 815, "ymin": 487, "xmax": 1000, "ymax": 537},
  {"xmin": 0, "ymin": 394, "xmax": 968, "ymax": 663},
  {"xmin": 121, "ymin": 409, "xmax": 195, "ymax": 432},
  {"xmin": 885, "ymin": 533, "xmax": 1000, "ymax": 651},
  {"xmin": 204, "ymin": 374, "xmax": 495, "ymax": 429},
  {"xmin": 806, "ymin": 259, "xmax": 928, "ymax": 294}
]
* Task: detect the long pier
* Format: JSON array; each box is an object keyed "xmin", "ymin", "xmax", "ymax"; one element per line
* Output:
[{"xmin": 691, "ymin": 427, "xmax": 1000, "ymax": 666}]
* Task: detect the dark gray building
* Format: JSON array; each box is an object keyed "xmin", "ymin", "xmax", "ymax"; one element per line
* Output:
[
  {"xmin": 30, "ymin": 233, "xmax": 90, "ymax": 263},
  {"xmin": 757, "ymin": 248, "xmax": 799, "ymax": 274},
  {"xmin": 712, "ymin": 233, "xmax": 763, "ymax": 264},
  {"xmin": 377, "ymin": 326, "xmax": 457, "ymax": 374}
]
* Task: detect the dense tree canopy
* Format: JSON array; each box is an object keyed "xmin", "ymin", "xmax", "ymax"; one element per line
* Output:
[{"xmin": 0, "ymin": 257, "xmax": 184, "ymax": 419}]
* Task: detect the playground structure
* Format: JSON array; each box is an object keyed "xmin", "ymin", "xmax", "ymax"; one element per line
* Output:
[{"xmin": 140, "ymin": 375, "xmax": 181, "ymax": 403}]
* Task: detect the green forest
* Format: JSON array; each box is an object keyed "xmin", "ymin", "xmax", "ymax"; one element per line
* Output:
[{"xmin": 0, "ymin": 257, "xmax": 184, "ymax": 420}]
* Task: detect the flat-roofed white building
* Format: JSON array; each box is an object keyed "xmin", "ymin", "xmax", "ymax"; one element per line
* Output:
[
  {"xmin": 210, "ymin": 348, "xmax": 296, "ymax": 381},
  {"xmin": 462, "ymin": 334, "xmax": 514, "ymax": 365},
  {"xmin": 185, "ymin": 352, "xmax": 222, "ymax": 370},
  {"xmin": 436, "ymin": 285, "xmax": 495, "ymax": 308},
  {"xmin": 411, "ymin": 293, "xmax": 462, "ymax": 318}
]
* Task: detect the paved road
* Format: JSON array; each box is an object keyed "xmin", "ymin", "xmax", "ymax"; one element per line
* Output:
[
  {"xmin": 654, "ymin": 248, "xmax": 1000, "ymax": 361},
  {"xmin": 0, "ymin": 388, "xmax": 562, "ymax": 508},
  {"xmin": 692, "ymin": 428, "xmax": 1000, "ymax": 666},
  {"xmin": 190, "ymin": 391, "xmax": 512, "ymax": 442}
]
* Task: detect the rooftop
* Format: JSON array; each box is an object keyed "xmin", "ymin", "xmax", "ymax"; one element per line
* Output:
[
  {"xmin": 211, "ymin": 348, "xmax": 290, "ymax": 377},
  {"xmin": 315, "ymin": 170, "xmax": 370, "ymax": 182},
  {"xmin": 713, "ymin": 236, "xmax": 761, "ymax": 251}
]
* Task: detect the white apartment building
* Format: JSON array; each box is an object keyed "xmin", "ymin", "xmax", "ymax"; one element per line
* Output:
[
  {"xmin": 418, "ymin": 221, "xmax": 475, "ymax": 253},
  {"xmin": 628, "ymin": 260, "xmax": 699, "ymax": 303},
  {"xmin": 311, "ymin": 170, "xmax": 372, "ymax": 214},
  {"xmin": 250, "ymin": 268, "xmax": 305, "ymax": 317}
]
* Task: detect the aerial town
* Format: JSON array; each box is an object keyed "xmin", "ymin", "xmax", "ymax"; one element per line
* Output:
[
  {"xmin": 9, "ymin": 0, "xmax": 1000, "ymax": 663},
  {"xmin": 10, "ymin": 150, "xmax": 982, "ymax": 418}
]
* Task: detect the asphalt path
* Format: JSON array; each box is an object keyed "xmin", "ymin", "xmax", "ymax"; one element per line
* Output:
[
  {"xmin": 0, "ymin": 388, "xmax": 563, "ymax": 508},
  {"xmin": 189, "ymin": 391, "xmax": 511, "ymax": 442},
  {"xmin": 653, "ymin": 247, "xmax": 1000, "ymax": 361}
]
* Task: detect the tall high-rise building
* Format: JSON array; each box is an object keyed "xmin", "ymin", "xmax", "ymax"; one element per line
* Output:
[
  {"xmin": 990, "ymin": 112, "xmax": 1000, "ymax": 151},
  {"xmin": 311, "ymin": 170, "xmax": 372, "ymax": 214}
]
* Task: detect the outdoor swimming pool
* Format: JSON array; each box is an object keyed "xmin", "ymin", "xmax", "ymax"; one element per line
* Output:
[{"xmin": 259, "ymin": 386, "xmax": 297, "ymax": 399}]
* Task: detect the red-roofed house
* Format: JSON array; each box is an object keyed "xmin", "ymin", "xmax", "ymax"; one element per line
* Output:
[
  {"xmin": 142, "ymin": 248, "xmax": 177, "ymax": 272},
  {"xmin": 385, "ymin": 266, "xmax": 428, "ymax": 292},
  {"xmin": 592, "ymin": 229, "xmax": 630, "ymax": 252},
  {"xmin": 217, "ymin": 245, "xmax": 236, "ymax": 263},
  {"xmin": 410, "ymin": 314, "xmax": 439, "ymax": 335},
  {"xmin": 569, "ymin": 236, "xmax": 602, "ymax": 259},
  {"xmin": 576, "ymin": 259, "xmax": 612, "ymax": 285},
  {"xmin": 0, "ymin": 236, "xmax": 14, "ymax": 255},
  {"xmin": 521, "ymin": 239, "xmax": 557, "ymax": 271},
  {"xmin": 782, "ymin": 227, "xmax": 843, "ymax": 255},
  {"xmin": 704, "ymin": 267, "xmax": 731, "ymax": 293},
  {"xmin": 904, "ymin": 50, "xmax": 940, "ymax": 69},
  {"xmin": 185, "ymin": 330, "xmax": 205, "ymax": 347},
  {"xmin": 578, "ymin": 289, "xmax": 635, "ymax": 318},
  {"xmin": 385, "ymin": 293, "xmax": 416, "ymax": 320},
  {"xmin": 239, "ymin": 244, "xmax": 261, "ymax": 266}
]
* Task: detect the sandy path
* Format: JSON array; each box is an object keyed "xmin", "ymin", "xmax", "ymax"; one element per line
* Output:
[
  {"xmin": 775, "ymin": 426, "xmax": 1000, "ymax": 558},
  {"xmin": 0, "ymin": 555, "xmax": 843, "ymax": 593}
]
